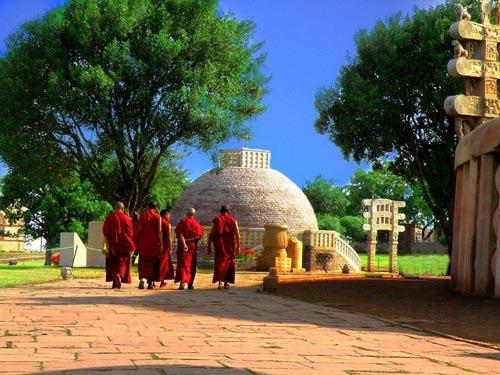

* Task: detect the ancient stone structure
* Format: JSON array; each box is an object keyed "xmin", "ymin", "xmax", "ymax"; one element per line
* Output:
[
  {"xmin": 257, "ymin": 224, "xmax": 290, "ymax": 272},
  {"xmin": 170, "ymin": 148, "xmax": 365, "ymax": 273},
  {"xmin": 444, "ymin": 2, "xmax": 500, "ymax": 298},
  {"xmin": 302, "ymin": 230, "xmax": 361, "ymax": 272},
  {"xmin": 362, "ymin": 199, "xmax": 405, "ymax": 273},
  {"xmin": 0, "ymin": 211, "xmax": 24, "ymax": 252},
  {"xmin": 172, "ymin": 148, "xmax": 318, "ymax": 231},
  {"xmin": 445, "ymin": 1, "xmax": 500, "ymax": 138}
]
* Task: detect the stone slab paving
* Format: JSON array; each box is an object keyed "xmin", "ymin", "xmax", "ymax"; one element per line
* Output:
[{"xmin": 0, "ymin": 273, "xmax": 498, "ymax": 374}]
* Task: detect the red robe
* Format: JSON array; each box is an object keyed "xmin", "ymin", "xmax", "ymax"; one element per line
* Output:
[
  {"xmin": 209, "ymin": 213, "xmax": 238, "ymax": 284},
  {"xmin": 174, "ymin": 216, "xmax": 203, "ymax": 285},
  {"xmin": 103, "ymin": 211, "xmax": 135, "ymax": 283},
  {"xmin": 135, "ymin": 208, "xmax": 162, "ymax": 280},
  {"xmin": 158, "ymin": 217, "xmax": 174, "ymax": 281}
]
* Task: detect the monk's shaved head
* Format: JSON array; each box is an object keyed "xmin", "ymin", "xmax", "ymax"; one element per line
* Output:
[
  {"xmin": 186, "ymin": 208, "xmax": 196, "ymax": 217},
  {"xmin": 113, "ymin": 201, "xmax": 125, "ymax": 211}
]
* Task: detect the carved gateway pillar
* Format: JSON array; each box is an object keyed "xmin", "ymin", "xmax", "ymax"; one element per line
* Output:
[
  {"xmin": 363, "ymin": 199, "xmax": 405, "ymax": 273},
  {"xmin": 445, "ymin": 2, "xmax": 500, "ymax": 297},
  {"xmin": 444, "ymin": 1, "xmax": 500, "ymax": 137}
]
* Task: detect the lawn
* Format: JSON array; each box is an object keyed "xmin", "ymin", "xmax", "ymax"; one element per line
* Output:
[
  {"xmin": 358, "ymin": 254, "xmax": 450, "ymax": 276},
  {"xmin": 0, "ymin": 260, "xmax": 104, "ymax": 288},
  {"xmin": 0, "ymin": 260, "xmax": 216, "ymax": 288}
]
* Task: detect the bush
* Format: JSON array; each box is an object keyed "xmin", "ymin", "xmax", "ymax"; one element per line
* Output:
[
  {"xmin": 340, "ymin": 215, "xmax": 366, "ymax": 241},
  {"xmin": 317, "ymin": 214, "xmax": 345, "ymax": 235},
  {"xmin": 315, "ymin": 252, "xmax": 333, "ymax": 272}
]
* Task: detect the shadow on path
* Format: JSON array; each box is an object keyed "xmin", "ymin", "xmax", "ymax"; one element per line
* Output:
[{"xmin": 27, "ymin": 364, "xmax": 257, "ymax": 374}]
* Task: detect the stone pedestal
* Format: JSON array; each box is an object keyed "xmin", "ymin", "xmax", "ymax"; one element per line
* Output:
[
  {"xmin": 286, "ymin": 237, "xmax": 303, "ymax": 269},
  {"xmin": 256, "ymin": 224, "xmax": 290, "ymax": 271}
]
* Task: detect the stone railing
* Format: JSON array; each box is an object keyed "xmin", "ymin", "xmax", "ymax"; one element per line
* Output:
[
  {"xmin": 239, "ymin": 227, "xmax": 265, "ymax": 249},
  {"xmin": 335, "ymin": 236, "xmax": 361, "ymax": 271},
  {"xmin": 302, "ymin": 230, "xmax": 361, "ymax": 271},
  {"xmin": 171, "ymin": 226, "xmax": 265, "ymax": 250}
]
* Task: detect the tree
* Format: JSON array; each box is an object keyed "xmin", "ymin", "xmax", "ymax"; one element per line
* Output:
[
  {"xmin": 345, "ymin": 165, "xmax": 408, "ymax": 216},
  {"xmin": 302, "ymin": 176, "xmax": 349, "ymax": 216},
  {"xmin": 340, "ymin": 216, "xmax": 365, "ymax": 241},
  {"xmin": 0, "ymin": 154, "xmax": 189, "ymax": 252},
  {"xmin": 0, "ymin": 171, "xmax": 110, "ymax": 249},
  {"xmin": 146, "ymin": 158, "xmax": 190, "ymax": 212},
  {"xmin": 316, "ymin": 214, "xmax": 345, "ymax": 235},
  {"xmin": 0, "ymin": 0, "xmax": 268, "ymax": 215},
  {"xmin": 314, "ymin": 0, "xmax": 474, "ymax": 255}
]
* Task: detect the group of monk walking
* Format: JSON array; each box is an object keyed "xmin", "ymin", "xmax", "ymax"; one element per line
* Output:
[{"xmin": 102, "ymin": 201, "xmax": 241, "ymax": 291}]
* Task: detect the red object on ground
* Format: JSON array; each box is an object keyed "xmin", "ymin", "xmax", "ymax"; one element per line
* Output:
[{"xmin": 50, "ymin": 252, "xmax": 60, "ymax": 265}]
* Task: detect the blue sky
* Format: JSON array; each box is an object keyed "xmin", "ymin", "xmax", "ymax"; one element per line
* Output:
[{"xmin": 0, "ymin": 0, "xmax": 442, "ymax": 187}]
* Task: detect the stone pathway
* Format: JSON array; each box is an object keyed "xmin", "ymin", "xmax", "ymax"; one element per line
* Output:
[{"xmin": 0, "ymin": 273, "xmax": 498, "ymax": 374}]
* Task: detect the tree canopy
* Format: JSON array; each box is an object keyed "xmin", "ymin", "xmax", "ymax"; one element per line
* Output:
[
  {"xmin": 0, "ymin": 155, "xmax": 189, "ymax": 247},
  {"xmin": 0, "ymin": 0, "xmax": 268, "ymax": 215},
  {"xmin": 314, "ymin": 0, "xmax": 475, "ymax": 251},
  {"xmin": 0, "ymin": 171, "xmax": 110, "ymax": 247}
]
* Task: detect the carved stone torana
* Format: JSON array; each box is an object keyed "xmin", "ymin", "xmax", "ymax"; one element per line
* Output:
[
  {"xmin": 446, "ymin": 4, "xmax": 500, "ymax": 299},
  {"xmin": 362, "ymin": 199, "xmax": 405, "ymax": 273},
  {"xmin": 445, "ymin": 2, "xmax": 500, "ymax": 138}
]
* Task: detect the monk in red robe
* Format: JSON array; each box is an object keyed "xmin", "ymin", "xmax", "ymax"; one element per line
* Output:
[
  {"xmin": 103, "ymin": 201, "xmax": 135, "ymax": 289},
  {"xmin": 207, "ymin": 206, "xmax": 240, "ymax": 290},
  {"xmin": 158, "ymin": 209, "xmax": 174, "ymax": 287},
  {"xmin": 175, "ymin": 208, "xmax": 203, "ymax": 290},
  {"xmin": 135, "ymin": 202, "xmax": 162, "ymax": 289}
]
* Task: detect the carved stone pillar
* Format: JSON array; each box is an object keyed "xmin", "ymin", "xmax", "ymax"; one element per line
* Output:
[
  {"xmin": 389, "ymin": 230, "xmax": 399, "ymax": 273},
  {"xmin": 494, "ymin": 164, "xmax": 500, "ymax": 297},
  {"xmin": 367, "ymin": 231, "xmax": 377, "ymax": 272}
]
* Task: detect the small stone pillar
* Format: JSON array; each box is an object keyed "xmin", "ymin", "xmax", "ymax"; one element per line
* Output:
[{"xmin": 286, "ymin": 237, "xmax": 304, "ymax": 272}]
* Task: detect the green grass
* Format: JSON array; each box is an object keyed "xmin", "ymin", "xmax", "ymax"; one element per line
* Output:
[
  {"xmin": 358, "ymin": 254, "xmax": 449, "ymax": 276},
  {"xmin": 0, "ymin": 260, "xmax": 104, "ymax": 288}
]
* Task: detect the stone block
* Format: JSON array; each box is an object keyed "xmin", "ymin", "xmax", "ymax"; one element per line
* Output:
[
  {"xmin": 59, "ymin": 232, "xmax": 87, "ymax": 267},
  {"xmin": 87, "ymin": 221, "xmax": 105, "ymax": 268}
]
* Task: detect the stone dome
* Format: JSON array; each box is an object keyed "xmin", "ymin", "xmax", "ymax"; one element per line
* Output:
[{"xmin": 172, "ymin": 149, "xmax": 318, "ymax": 230}]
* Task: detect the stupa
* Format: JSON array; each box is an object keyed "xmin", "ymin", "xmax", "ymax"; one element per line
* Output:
[{"xmin": 171, "ymin": 148, "xmax": 318, "ymax": 231}]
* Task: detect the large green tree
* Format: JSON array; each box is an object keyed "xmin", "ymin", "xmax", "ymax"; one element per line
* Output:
[
  {"xmin": 0, "ymin": 0, "xmax": 268, "ymax": 215},
  {"xmin": 0, "ymin": 156, "xmax": 189, "ymax": 244},
  {"xmin": 302, "ymin": 176, "xmax": 349, "ymax": 217},
  {"xmin": 0, "ymin": 171, "xmax": 110, "ymax": 249},
  {"xmin": 314, "ymin": 0, "xmax": 475, "ymax": 255}
]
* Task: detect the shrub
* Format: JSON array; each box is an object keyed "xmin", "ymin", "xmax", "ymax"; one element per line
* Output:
[{"xmin": 315, "ymin": 252, "xmax": 333, "ymax": 273}]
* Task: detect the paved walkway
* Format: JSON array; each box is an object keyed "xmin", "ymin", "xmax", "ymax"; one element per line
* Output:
[{"xmin": 0, "ymin": 273, "xmax": 498, "ymax": 374}]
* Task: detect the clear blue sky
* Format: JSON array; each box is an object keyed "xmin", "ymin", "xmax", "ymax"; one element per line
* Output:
[{"xmin": 0, "ymin": 0, "xmax": 442, "ymax": 187}]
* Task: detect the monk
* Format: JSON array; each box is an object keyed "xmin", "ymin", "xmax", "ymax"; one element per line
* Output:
[
  {"xmin": 102, "ymin": 201, "xmax": 135, "ymax": 289},
  {"xmin": 207, "ymin": 206, "xmax": 240, "ymax": 290},
  {"xmin": 158, "ymin": 209, "xmax": 175, "ymax": 287},
  {"xmin": 175, "ymin": 208, "xmax": 203, "ymax": 290},
  {"xmin": 135, "ymin": 202, "xmax": 162, "ymax": 289}
]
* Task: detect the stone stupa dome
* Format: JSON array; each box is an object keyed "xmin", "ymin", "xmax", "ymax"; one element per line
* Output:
[{"xmin": 172, "ymin": 148, "xmax": 318, "ymax": 230}]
